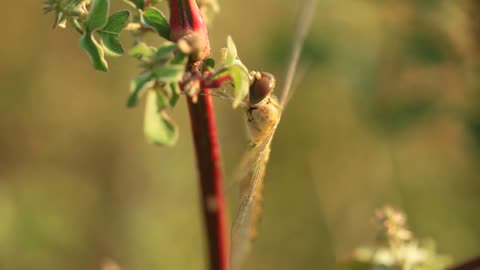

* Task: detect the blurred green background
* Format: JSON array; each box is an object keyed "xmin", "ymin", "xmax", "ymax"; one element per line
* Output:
[{"xmin": 1, "ymin": 0, "xmax": 479, "ymax": 269}]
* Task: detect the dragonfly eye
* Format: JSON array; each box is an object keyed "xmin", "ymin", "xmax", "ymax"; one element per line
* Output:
[{"xmin": 249, "ymin": 72, "xmax": 276, "ymax": 104}]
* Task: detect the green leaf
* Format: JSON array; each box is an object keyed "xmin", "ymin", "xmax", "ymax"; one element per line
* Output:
[
  {"xmin": 53, "ymin": 11, "xmax": 67, "ymax": 28},
  {"xmin": 152, "ymin": 65, "xmax": 185, "ymax": 83},
  {"xmin": 129, "ymin": 42, "xmax": 155, "ymax": 60},
  {"xmin": 169, "ymin": 82, "xmax": 181, "ymax": 107},
  {"xmin": 127, "ymin": 72, "xmax": 153, "ymax": 107},
  {"xmin": 98, "ymin": 10, "xmax": 130, "ymax": 56},
  {"xmin": 85, "ymin": 0, "xmax": 110, "ymax": 31},
  {"xmin": 154, "ymin": 88, "xmax": 169, "ymax": 111},
  {"xmin": 226, "ymin": 36, "xmax": 238, "ymax": 64},
  {"xmin": 205, "ymin": 58, "xmax": 215, "ymax": 70},
  {"xmin": 122, "ymin": 0, "xmax": 145, "ymax": 9},
  {"xmin": 71, "ymin": 18, "xmax": 84, "ymax": 34},
  {"xmin": 99, "ymin": 32, "xmax": 124, "ymax": 56},
  {"xmin": 220, "ymin": 47, "xmax": 228, "ymax": 63},
  {"xmin": 171, "ymin": 52, "xmax": 187, "ymax": 65},
  {"xmin": 230, "ymin": 63, "xmax": 249, "ymax": 107},
  {"xmin": 219, "ymin": 36, "xmax": 250, "ymax": 106},
  {"xmin": 101, "ymin": 10, "xmax": 130, "ymax": 33},
  {"xmin": 154, "ymin": 42, "xmax": 178, "ymax": 60},
  {"xmin": 144, "ymin": 91, "xmax": 178, "ymax": 146},
  {"xmin": 141, "ymin": 7, "xmax": 170, "ymax": 39},
  {"xmin": 79, "ymin": 31, "xmax": 108, "ymax": 71}
]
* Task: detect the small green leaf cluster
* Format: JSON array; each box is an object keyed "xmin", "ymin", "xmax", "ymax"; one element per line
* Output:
[
  {"xmin": 42, "ymin": 0, "xmax": 87, "ymax": 29},
  {"xmin": 127, "ymin": 42, "xmax": 187, "ymax": 145},
  {"xmin": 45, "ymin": 0, "xmax": 133, "ymax": 71},
  {"xmin": 44, "ymin": 1, "xmax": 254, "ymax": 147},
  {"xmin": 80, "ymin": 6, "xmax": 131, "ymax": 71},
  {"xmin": 45, "ymin": 0, "xmax": 172, "ymax": 72},
  {"xmin": 128, "ymin": 36, "xmax": 251, "ymax": 146},
  {"xmin": 215, "ymin": 36, "xmax": 250, "ymax": 108}
]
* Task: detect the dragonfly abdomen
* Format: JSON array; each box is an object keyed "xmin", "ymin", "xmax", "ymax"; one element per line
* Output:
[
  {"xmin": 249, "ymin": 175, "xmax": 265, "ymax": 240},
  {"xmin": 247, "ymin": 146, "xmax": 271, "ymax": 240}
]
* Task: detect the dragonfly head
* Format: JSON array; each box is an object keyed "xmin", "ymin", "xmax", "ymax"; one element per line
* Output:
[{"xmin": 249, "ymin": 72, "xmax": 276, "ymax": 105}]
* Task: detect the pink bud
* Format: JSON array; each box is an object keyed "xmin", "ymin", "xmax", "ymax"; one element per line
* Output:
[{"xmin": 169, "ymin": 0, "xmax": 210, "ymax": 61}]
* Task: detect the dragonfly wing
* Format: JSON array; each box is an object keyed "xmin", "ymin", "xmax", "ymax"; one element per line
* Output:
[
  {"xmin": 230, "ymin": 130, "xmax": 275, "ymax": 270},
  {"xmin": 230, "ymin": 0, "xmax": 318, "ymax": 267}
]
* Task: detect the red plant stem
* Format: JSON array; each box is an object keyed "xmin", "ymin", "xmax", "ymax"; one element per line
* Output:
[
  {"xmin": 168, "ymin": 1, "xmax": 229, "ymax": 269},
  {"xmin": 203, "ymin": 74, "xmax": 232, "ymax": 88},
  {"xmin": 448, "ymin": 256, "xmax": 480, "ymax": 270},
  {"xmin": 186, "ymin": 90, "xmax": 229, "ymax": 270}
]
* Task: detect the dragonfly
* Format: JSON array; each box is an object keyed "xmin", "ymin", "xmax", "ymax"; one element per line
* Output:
[{"xmin": 229, "ymin": 0, "xmax": 318, "ymax": 269}]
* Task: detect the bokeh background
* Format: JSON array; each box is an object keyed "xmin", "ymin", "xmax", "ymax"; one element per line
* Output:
[{"xmin": 1, "ymin": 0, "xmax": 479, "ymax": 269}]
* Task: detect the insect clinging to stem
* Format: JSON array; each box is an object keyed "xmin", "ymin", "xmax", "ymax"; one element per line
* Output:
[{"xmin": 228, "ymin": 0, "xmax": 318, "ymax": 269}]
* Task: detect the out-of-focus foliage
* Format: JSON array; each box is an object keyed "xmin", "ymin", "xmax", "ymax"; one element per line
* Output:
[
  {"xmin": 341, "ymin": 206, "xmax": 451, "ymax": 270},
  {"xmin": 0, "ymin": 0, "xmax": 479, "ymax": 270}
]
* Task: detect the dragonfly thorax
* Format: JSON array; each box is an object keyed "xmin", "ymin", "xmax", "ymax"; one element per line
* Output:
[{"xmin": 246, "ymin": 96, "xmax": 281, "ymax": 145}]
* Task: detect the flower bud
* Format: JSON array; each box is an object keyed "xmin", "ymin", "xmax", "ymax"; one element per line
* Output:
[{"xmin": 168, "ymin": 0, "xmax": 210, "ymax": 61}]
